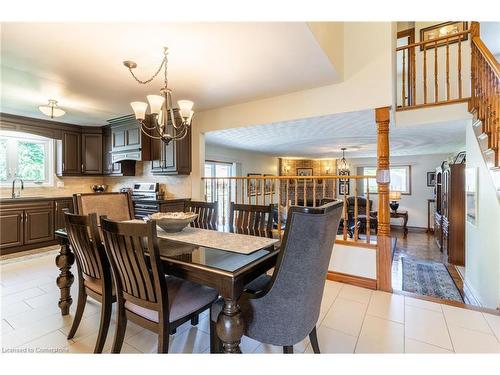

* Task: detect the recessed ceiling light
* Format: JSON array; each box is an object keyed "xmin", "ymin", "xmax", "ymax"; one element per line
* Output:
[{"xmin": 39, "ymin": 99, "xmax": 65, "ymax": 119}]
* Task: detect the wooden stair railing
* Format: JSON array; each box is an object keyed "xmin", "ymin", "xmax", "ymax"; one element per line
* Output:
[
  {"xmin": 396, "ymin": 25, "xmax": 471, "ymax": 110},
  {"xmin": 470, "ymin": 22, "xmax": 500, "ymax": 169}
]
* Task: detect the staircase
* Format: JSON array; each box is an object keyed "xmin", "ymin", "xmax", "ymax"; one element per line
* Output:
[{"xmin": 468, "ymin": 23, "xmax": 500, "ymax": 199}]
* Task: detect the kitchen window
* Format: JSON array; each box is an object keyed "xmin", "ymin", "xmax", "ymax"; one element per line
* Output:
[
  {"xmin": 362, "ymin": 165, "xmax": 411, "ymax": 194},
  {"xmin": 0, "ymin": 131, "xmax": 54, "ymax": 186}
]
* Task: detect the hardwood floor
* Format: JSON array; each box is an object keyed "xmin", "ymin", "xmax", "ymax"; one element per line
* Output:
[{"xmin": 391, "ymin": 227, "xmax": 480, "ymax": 307}]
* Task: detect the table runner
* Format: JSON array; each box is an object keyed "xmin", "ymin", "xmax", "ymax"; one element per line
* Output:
[{"xmin": 156, "ymin": 226, "xmax": 278, "ymax": 255}]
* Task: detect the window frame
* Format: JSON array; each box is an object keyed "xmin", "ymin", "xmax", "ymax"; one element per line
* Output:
[
  {"xmin": 361, "ymin": 165, "xmax": 412, "ymax": 195},
  {"xmin": 0, "ymin": 131, "xmax": 54, "ymax": 187}
]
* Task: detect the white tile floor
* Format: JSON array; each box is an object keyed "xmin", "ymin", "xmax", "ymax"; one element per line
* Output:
[{"xmin": 1, "ymin": 250, "xmax": 500, "ymax": 354}]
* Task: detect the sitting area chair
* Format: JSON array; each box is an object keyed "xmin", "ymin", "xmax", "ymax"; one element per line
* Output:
[
  {"xmin": 211, "ymin": 200, "xmax": 343, "ymax": 353},
  {"xmin": 64, "ymin": 212, "xmax": 114, "ymax": 353},
  {"xmin": 73, "ymin": 192, "xmax": 135, "ymax": 224},
  {"xmin": 229, "ymin": 202, "xmax": 273, "ymax": 238},
  {"xmin": 100, "ymin": 217, "xmax": 219, "ymax": 353},
  {"xmin": 346, "ymin": 196, "xmax": 378, "ymax": 237},
  {"xmin": 184, "ymin": 200, "xmax": 218, "ymax": 230}
]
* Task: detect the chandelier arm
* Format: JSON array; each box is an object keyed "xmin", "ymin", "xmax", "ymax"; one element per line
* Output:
[
  {"xmin": 127, "ymin": 56, "xmax": 167, "ymax": 85},
  {"xmin": 139, "ymin": 124, "xmax": 163, "ymax": 140}
]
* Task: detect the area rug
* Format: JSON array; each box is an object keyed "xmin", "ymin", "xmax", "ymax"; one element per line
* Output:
[{"xmin": 402, "ymin": 257, "xmax": 464, "ymax": 303}]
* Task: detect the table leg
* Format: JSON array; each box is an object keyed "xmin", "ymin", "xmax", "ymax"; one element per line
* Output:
[
  {"xmin": 55, "ymin": 238, "xmax": 75, "ymax": 316},
  {"xmin": 403, "ymin": 214, "xmax": 409, "ymax": 238},
  {"xmin": 216, "ymin": 298, "xmax": 244, "ymax": 353}
]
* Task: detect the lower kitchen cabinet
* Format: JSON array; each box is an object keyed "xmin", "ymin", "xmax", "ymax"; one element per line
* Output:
[
  {"xmin": 55, "ymin": 198, "xmax": 74, "ymax": 230},
  {"xmin": 0, "ymin": 198, "xmax": 73, "ymax": 255},
  {"xmin": 24, "ymin": 204, "xmax": 54, "ymax": 245},
  {"xmin": 0, "ymin": 209, "xmax": 24, "ymax": 249}
]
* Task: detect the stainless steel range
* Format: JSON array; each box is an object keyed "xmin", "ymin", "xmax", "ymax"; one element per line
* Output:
[{"xmin": 129, "ymin": 182, "xmax": 164, "ymax": 219}]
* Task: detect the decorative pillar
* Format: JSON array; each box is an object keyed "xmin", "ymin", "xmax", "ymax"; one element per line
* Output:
[{"xmin": 375, "ymin": 106, "xmax": 392, "ymax": 292}]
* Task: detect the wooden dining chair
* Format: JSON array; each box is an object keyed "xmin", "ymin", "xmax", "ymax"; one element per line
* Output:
[
  {"xmin": 184, "ymin": 200, "xmax": 218, "ymax": 230},
  {"xmin": 64, "ymin": 212, "xmax": 115, "ymax": 353},
  {"xmin": 211, "ymin": 201, "xmax": 344, "ymax": 353},
  {"xmin": 229, "ymin": 202, "xmax": 273, "ymax": 238},
  {"xmin": 100, "ymin": 217, "xmax": 219, "ymax": 353},
  {"xmin": 73, "ymin": 192, "xmax": 135, "ymax": 223}
]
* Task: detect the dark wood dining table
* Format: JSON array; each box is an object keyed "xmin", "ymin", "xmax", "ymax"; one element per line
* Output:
[{"xmin": 54, "ymin": 227, "xmax": 279, "ymax": 353}]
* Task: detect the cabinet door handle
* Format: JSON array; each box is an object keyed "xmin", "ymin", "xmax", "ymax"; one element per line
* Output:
[
  {"xmin": 81, "ymin": 164, "xmax": 84, "ymax": 173},
  {"xmin": 62, "ymin": 162, "xmax": 65, "ymax": 171}
]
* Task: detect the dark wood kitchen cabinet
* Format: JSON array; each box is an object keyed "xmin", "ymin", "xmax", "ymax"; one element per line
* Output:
[
  {"xmin": 0, "ymin": 200, "xmax": 56, "ymax": 255},
  {"xmin": 57, "ymin": 128, "xmax": 104, "ymax": 176},
  {"xmin": 24, "ymin": 203, "xmax": 54, "ymax": 245},
  {"xmin": 56, "ymin": 130, "xmax": 81, "ymax": 176},
  {"xmin": 54, "ymin": 198, "xmax": 74, "ymax": 230},
  {"xmin": 151, "ymin": 111, "xmax": 192, "ymax": 175},
  {"xmin": 0, "ymin": 209, "xmax": 24, "ymax": 249},
  {"xmin": 81, "ymin": 133, "xmax": 103, "ymax": 174}
]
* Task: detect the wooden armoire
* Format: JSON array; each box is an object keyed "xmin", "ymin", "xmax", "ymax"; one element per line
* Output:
[{"xmin": 434, "ymin": 162, "xmax": 465, "ymax": 266}]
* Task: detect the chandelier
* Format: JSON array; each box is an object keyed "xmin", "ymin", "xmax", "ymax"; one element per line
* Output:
[
  {"xmin": 124, "ymin": 47, "xmax": 194, "ymax": 144},
  {"xmin": 338, "ymin": 147, "xmax": 350, "ymax": 174},
  {"xmin": 39, "ymin": 99, "xmax": 65, "ymax": 119}
]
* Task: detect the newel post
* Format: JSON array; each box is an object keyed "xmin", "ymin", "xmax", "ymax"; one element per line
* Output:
[
  {"xmin": 469, "ymin": 22, "xmax": 480, "ymax": 112},
  {"xmin": 375, "ymin": 106, "xmax": 392, "ymax": 292}
]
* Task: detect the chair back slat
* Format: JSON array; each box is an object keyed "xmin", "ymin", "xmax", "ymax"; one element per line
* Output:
[
  {"xmin": 65, "ymin": 212, "xmax": 105, "ymax": 281},
  {"xmin": 229, "ymin": 203, "xmax": 273, "ymax": 238},
  {"xmin": 184, "ymin": 201, "xmax": 218, "ymax": 230},
  {"xmin": 101, "ymin": 218, "xmax": 165, "ymax": 307}
]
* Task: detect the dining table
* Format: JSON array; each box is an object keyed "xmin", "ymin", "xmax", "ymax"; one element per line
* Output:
[{"xmin": 54, "ymin": 225, "xmax": 280, "ymax": 354}]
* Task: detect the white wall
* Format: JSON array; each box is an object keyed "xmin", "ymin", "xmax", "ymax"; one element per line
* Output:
[
  {"xmin": 349, "ymin": 153, "xmax": 454, "ymax": 228},
  {"xmin": 465, "ymin": 123, "xmax": 500, "ymax": 310},
  {"xmin": 329, "ymin": 244, "xmax": 376, "ymax": 279},
  {"xmin": 205, "ymin": 143, "xmax": 278, "ymax": 177}
]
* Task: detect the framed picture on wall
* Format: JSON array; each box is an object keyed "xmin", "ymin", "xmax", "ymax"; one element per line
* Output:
[
  {"xmin": 264, "ymin": 174, "xmax": 275, "ymax": 194},
  {"xmin": 296, "ymin": 168, "xmax": 313, "ymax": 182},
  {"xmin": 247, "ymin": 173, "xmax": 261, "ymax": 196},
  {"xmin": 454, "ymin": 151, "xmax": 466, "ymax": 164},
  {"xmin": 338, "ymin": 181, "xmax": 350, "ymax": 196},
  {"xmin": 427, "ymin": 171, "xmax": 436, "ymax": 187},
  {"xmin": 465, "ymin": 167, "xmax": 477, "ymax": 225},
  {"xmin": 419, "ymin": 21, "xmax": 468, "ymax": 50}
]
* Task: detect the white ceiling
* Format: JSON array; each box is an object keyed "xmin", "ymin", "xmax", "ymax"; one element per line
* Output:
[
  {"xmin": 0, "ymin": 22, "xmax": 338, "ymax": 125},
  {"xmin": 205, "ymin": 109, "xmax": 466, "ymax": 158}
]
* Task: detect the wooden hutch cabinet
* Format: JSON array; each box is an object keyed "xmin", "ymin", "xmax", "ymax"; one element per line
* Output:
[{"xmin": 434, "ymin": 162, "xmax": 465, "ymax": 265}]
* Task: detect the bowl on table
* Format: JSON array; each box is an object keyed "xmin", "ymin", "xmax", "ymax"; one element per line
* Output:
[
  {"xmin": 91, "ymin": 184, "xmax": 107, "ymax": 193},
  {"xmin": 148, "ymin": 212, "xmax": 198, "ymax": 233}
]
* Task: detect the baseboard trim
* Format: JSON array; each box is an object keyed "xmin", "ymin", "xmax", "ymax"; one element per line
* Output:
[{"xmin": 327, "ymin": 271, "xmax": 377, "ymax": 290}]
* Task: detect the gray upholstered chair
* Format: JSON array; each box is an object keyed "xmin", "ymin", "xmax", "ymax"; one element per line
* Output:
[{"xmin": 211, "ymin": 200, "xmax": 343, "ymax": 353}]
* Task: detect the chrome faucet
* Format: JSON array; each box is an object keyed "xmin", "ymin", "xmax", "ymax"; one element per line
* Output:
[{"xmin": 12, "ymin": 178, "xmax": 24, "ymax": 198}]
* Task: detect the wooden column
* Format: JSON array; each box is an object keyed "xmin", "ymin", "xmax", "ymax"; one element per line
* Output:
[{"xmin": 375, "ymin": 106, "xmax": 392, "ymax": 292}]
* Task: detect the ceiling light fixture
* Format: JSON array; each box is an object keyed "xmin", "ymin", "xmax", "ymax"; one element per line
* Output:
[
  {"xmin": 124, "ymin": 47, "xmax": 194, "ymax": 145},
  {"xmin": 39, "ymin": 99, "xmax": 65, "ymax": 119},
  {"xmin": 338, "ymin": 147, "xmax": 350, "ymax": 174}
]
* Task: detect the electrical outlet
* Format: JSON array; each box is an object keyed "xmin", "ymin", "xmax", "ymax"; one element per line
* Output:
[{"xmin": 56, "ymin": 180, "xmax": 64, "ymax": 188}]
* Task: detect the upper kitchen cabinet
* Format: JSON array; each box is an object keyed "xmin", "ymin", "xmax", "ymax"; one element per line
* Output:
[
  {"xmin": 108, "ymin": 115, "xmax": 151, "ymax": 163},
  {"xmin": 81, "ymin": 131, "xmax": 103, "ymax": 175},
  {"xmin": 150, "ymin": 110, "xmax": 192, "ymax": 175},
  {"xmin": 56, "ymin": 130, "xmax": 82, "ymax": 176},
  {"xmin": 56, "ymin": 128, "xmax": 103, "ymax": 176}
]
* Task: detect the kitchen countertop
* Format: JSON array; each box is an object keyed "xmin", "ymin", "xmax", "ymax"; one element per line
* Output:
[
  {"xmin": 0, "ymin": 196, "xmax": 73, "ymax": 203},
  {"xmin": 0, "ymin": 196, "xmax": 191, "ymax": 204}
]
